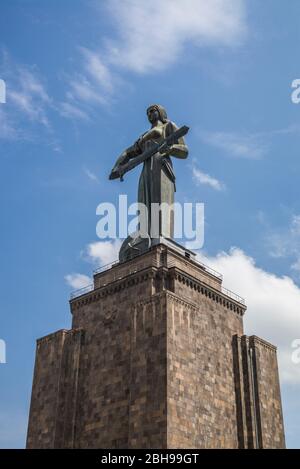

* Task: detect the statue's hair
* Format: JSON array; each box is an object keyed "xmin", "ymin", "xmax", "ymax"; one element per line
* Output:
[{"xmin": 146, "ymin": 104, "xmax": 168, "ymax": 123}]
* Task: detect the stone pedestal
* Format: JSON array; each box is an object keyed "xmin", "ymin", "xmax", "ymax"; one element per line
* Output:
[{"xmin": 26, "ymin": 243, "xmax": 285, "ymax": 448}]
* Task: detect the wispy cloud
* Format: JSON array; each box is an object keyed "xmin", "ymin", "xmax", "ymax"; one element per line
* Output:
[
  {"xmin": 104, "ymin": 0, "xmax": 247, "ymax": 73},
  {"xmin": 9, "ymin": 67, "xmax": 51, "ymax": 128},
  {"xmin": 192, "ymin": 165, "xmax": 225, "ymax": 191},
  {"xmin": 1, "ymin": 2, "xmax": 249, "ymax": 130},
  {"xmin": 199, "ymin": 123, "xmax": 300, "ymax": 160},
  {"xmin": 67, "ymin": 76, "xmax": 107, "ymax": 106},
  {"xmin": 61, "ymin": 47, "xmax": 116, "ymax": 118},
  {"xmin": 80, "ymin": 47, "xmax": 113, "ymax": 94},
  {"xmin": 0, "ymin": 50, "xmax": 53, "ymax": 140},
  {"xmin": 59, "ymin": 101, "xmax": 90, "ymax": 121},
  {"xmin": 200, "ymin": 130, "xmax": 267, "ymax": 159},
  {"xmin": 62, "ymin": 0, "xmax": 248, "ymax": 119},
  {"xmin": 264, "ymin": 214, "xmax": 300, "ymax": 277},
  {"xmin": 84, "ymin": 167, "xmax": 100, "ymax": 183},
  {"xmin": 1, "ymin": 48, "xmax": 107, "ymax": 132}
]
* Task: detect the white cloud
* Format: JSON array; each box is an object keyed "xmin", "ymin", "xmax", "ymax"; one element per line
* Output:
[
  {"xmin": 80, "ymin": 47, "xmax": 113, "ymax": 93},
  {"xmin": 84, "ymin": 167, "xmax": 99, "ymax": 183},
  {"xmin": 199, "ymin": 124, "xmax": 300, "ymax": 160},
  {"xmin": 61, "ymin": 48, "xmax": 115, "ymax": 118},
  {"xmin": 62, "ymin": 0, "xmax": 247, "ymax": 117},
  {"xmin": 269, "ymin": 123, "xmax": 300, "ymax": 137},
  {"xmin": 104, "ymin": 0, "xmax": 247, "ymax": 73},
  {"xmin": 9, "ymin": 68, "xmax": 51, "ymax": 128},
  {"xmin": 10, "ymin": 91, "xmax": 49, "ymax": 128},
  {"xmin": 85, "ymin": 240, "xmax": 122, "ymax": 265},
  {"xmin": 68, "ymin": 77, "xmax": 107, "ymax": 106},
  {"xmin": 266, "ymin": 214, "xmax": 300, "ymax": 262},
  {"xmin": 200, "ymin": 130, "xmax": 267, "ymax": 159},
  {"xmin": 17, "ymin": 67, "xmax": 50, "ymax": 104},
  {"xmin": 64, "ymin": 273, "xmax": 92, "ymax": 289},
  {"xmin": 192, "ymin": 166, "xmax": 225, "ymax": 191},
  {"xmin": 0, "ymin": 51, "xmax": 53, "ymax": 139},
  {"xmin": 59, "ymin": 101, "xmax": 90, "ymax": 121},
  {"xmin": 196, "ymin": 247, "xmax": 300, "ymax": 384}
]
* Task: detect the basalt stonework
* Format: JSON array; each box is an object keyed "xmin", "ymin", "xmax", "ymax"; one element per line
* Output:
[{"xmin": 26, "ymin": 243, "xmax": 285, "ymax": 449}]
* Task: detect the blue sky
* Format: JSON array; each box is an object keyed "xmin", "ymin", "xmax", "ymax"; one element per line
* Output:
[{"xmin": 0, "ymin": 0, "xmax": 300, "ymax": 448}]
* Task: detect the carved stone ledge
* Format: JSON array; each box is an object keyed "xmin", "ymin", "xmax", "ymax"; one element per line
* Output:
[
  {"xmin": 70, "ymin": 266, "xmax": 159, "ymax": 311},
  {"xmin": 170, "ymin": 267, "xmax": 246, "ymax": 316},
  {"xmin": 249, "ymin": 335, "xmax": 277, "ymax": 352}
]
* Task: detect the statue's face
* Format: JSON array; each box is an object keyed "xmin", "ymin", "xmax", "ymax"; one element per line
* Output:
[{"xmin": 147, "ymin": 107, "xmax": 160, "ymax": 125}]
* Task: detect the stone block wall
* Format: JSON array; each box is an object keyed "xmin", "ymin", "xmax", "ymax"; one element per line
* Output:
[
  {"xmin": 26, "ymin": 329, "xmax": 83, "ymax": 448},
  {"xmin": 26, "ymin": 243, "xmax": 285, "ymax": 448}
]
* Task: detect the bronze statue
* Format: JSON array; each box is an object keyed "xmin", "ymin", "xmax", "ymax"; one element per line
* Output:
[{"xmin": 109, "ymin": 104, "xmax": 189, "ymax": 261}]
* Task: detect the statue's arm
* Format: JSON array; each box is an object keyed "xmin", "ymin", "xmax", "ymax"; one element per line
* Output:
[
  {"xmin": 111, "ymin": 139, "xmax": 142, "ymax": 173},
  {"xmin": 165, "ymin": 122, "xmax": 188, "ymax": 159},
  {"xmin": 168, "ymin": 142, "xmax": 188, "ymax": 159}
]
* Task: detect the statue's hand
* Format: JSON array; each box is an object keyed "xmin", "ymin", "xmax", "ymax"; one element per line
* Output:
[
  {"xmin": 159, "ymin": 143, "xmax": 172, "ymax": 155},
  {"xmin": 109, "ymin": 150, "xmax": 128, "ymax": 180}
]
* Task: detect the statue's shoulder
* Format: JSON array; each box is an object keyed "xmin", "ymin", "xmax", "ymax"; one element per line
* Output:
[{"xmin": 165, "ymin": 120, "xmax": 178, "ymax": 135}]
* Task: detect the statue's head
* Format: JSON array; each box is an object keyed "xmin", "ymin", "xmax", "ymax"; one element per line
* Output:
[{"xmin": 147, "ymin": 104, "xmax": 168, "ymax": 125}]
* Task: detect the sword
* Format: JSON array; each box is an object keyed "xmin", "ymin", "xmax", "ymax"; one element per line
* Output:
[{"xmin": 109, "ymin": 125, "xmax": 189, "ymax": 182}]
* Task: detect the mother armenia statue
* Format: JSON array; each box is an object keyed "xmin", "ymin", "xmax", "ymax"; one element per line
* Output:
[{"xmin": 109, "ymin": 104, "xmax": 189, "ymax": 262}]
